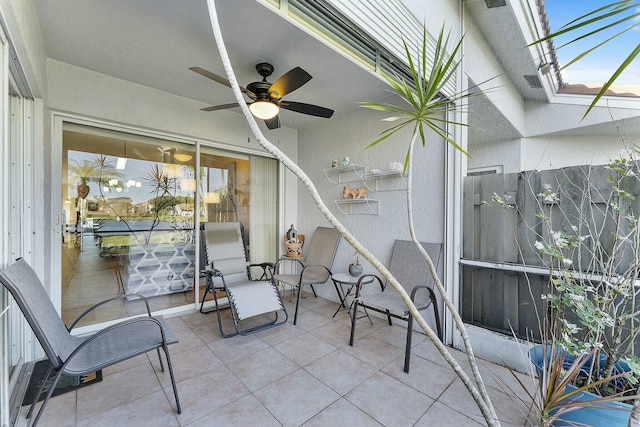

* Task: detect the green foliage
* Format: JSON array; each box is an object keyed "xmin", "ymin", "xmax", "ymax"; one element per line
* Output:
[
  {"xmin": 360, "ymin": 25, "xmax": 474, "ymax": 171},
  {"xmin": 533, "ymin": 0, "xmax": 640, "ymax": 117}
]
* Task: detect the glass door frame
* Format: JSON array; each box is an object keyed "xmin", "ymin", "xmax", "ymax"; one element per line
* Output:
[{"xmin": 51, "ymin": 113, "xmax": 281, "ymax": 335}]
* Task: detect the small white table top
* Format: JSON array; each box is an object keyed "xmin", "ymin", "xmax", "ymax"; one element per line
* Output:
[{"xmin": 332, "ymin": 272, "xmax": 374, "ymax": 285}]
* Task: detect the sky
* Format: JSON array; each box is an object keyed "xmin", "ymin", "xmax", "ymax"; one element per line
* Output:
[{"xmin": 544, "ymin": 0, "xmax": 639, "ymax": 88}]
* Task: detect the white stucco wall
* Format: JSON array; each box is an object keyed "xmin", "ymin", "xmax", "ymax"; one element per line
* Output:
[
  {"xmin": 521, "ymin": 136, "xmax": 632, "ymax": 171},
  {"xmin": 46, "ymin": 59, "xmax": 299, "ymax": 234},
  {"xmin": 295, "ymin": 104, "xmax": 447, "ymax": 334},
  {"xmin": 468, "ymin": 139, "xmax": 522, "ymax": 173}
]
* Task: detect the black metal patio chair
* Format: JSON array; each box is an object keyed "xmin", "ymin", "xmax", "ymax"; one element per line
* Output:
[
  {"xmin": 0, "ymin": 258, "xmax": 182, "ymax": 426},
  {"xmin": 349, "ymin": 240, "xmax": 443, "ymax": 373}
]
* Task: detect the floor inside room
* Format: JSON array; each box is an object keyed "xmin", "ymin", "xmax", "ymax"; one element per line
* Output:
[
  {"xmin": 61, "ymin": 232, "xmax": 202, "ymax": 327},
  {"xmin": 16, "ymin": 293, "xmax": 535, "ymax": 427}
]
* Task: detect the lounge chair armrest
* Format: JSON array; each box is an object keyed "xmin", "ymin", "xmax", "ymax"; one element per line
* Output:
[
  {"xmin": 410, "ymin": 285, "xmax": 437, "ymax": 310},
  {"xmin": 202, "ymin": 268, "xmax": 224, "ymax": 278},
  {"xmin": 68, "ymin": 293, "xmax": 151, "ymax": 331},
  {"xmin": 353, "ymin": 274, "xmax": 385, "ymax": 298},
  {"xmin": 248, "ymin": 262, "xmax": 275, "ymax": 280}
]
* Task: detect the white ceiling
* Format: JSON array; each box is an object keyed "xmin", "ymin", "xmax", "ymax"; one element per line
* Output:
[
  {"xmin": 35, "ymin": 0, "xmax": 391, "ymax": 130},
  {"xmin": 35, "ymin": 0, "xmax": 637, "ymax": 141}
]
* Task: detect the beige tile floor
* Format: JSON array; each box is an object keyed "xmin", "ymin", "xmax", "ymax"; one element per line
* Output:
[{"xmin": 17, "ymin": 294, "xmax": 534, "ymax": 427}]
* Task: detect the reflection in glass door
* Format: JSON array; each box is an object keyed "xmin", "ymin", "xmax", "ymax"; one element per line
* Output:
[
  {"xmin": 62, "ymin": 125, "xmax": 198, "ymax": 327},
  {"xmin": 61, "ymin": 124, "xmax": 279, "ymax": 328}
]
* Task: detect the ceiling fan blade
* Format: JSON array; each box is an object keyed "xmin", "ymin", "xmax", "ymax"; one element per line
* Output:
[
  {"xmin": 200, "ymin": 103, "xmax": 240, "ymax": 112},
  {"xmin": 265, "ymin": 115, "xmax": 280, "ymax": 130},
  {"xmin": 268, "ymin": 67, "xmax": 312, "ymax": 99},
  {"xmin": 189, "ymin": 66, "xmax": 252, "ymax": 95},
  {"xmin": 280, "ymin": 101, "xmax": 334, "ymax": 118}
]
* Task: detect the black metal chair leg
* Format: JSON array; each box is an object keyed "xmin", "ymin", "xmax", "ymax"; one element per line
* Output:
[
  {"xmin": 31, "ymin": 368, "xmax": 65, "ymax": 427},
  {"xmin": 349, "ymin": 301, "xmax": 358, "ymax": 346},
  {"xmin": 163, "ymin": 344, "xmax": 182, "ymax": 414},
  {"xmin": 404, "ymin": 315, "xmax": 413, "ymax": 373},
  {"xmin": 293, "ymin": 284, "xmax": 304, "ymax": 325},
  {"xmin": 26, "ymin": 362, "xmax": 54, "ymax": 420}
]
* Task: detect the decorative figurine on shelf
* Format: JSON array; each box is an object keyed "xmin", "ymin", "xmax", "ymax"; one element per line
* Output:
[
  {"xmin": 331, "ymin": 159, "xmax": 338, "ymax": 168},
  {"xmin": 341, "ymin": 156, "xmax": 350, "ymax": 167},
  {"xmin": 342, "ymin": 184, "xmax": 368, "ymax": 200},
  {"xmin": 349, "ymin": 252, "xmax": 363, "ymax": 277},
  {"xmin": 285, "ymin": 224, "xmax": 297, "ymax": 241}
]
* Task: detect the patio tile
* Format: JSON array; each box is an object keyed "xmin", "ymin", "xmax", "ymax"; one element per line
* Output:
[
  {"xmin": 415, "ymin": 401, "xmax": 483, "ymax": 426},
  {"xmin": 368, "ymin": 323, "xmax": 427, "ymax": 349},
  {"xmin": 254, "ymin": 369, "xmax": 340, "ymax": 427},
  {"xmin": 412, "ymin": 338, "xmax": 471, "ymax": 369},
  {"xmin": 304, "ymin": 348, "xmax": 377, "ymax": 395},
  {"xmin": 381, "ymin": 352, "xmax": 457, "ymax": 399},
  {"xmin": 19, "ymin": 389, "xmax": 77, "ymax": 427},
  {"xmin": 164, "ymin": 326, "xmax": 206, "ymax": 356},
  {"xmin": 256, "ymin": 321, "xmax": 305, "ymax": 346},
  {"xmin": 177, "ymin": 311, "xmax": 213, "ymax": 330},
  {"xmin": 156, "ymin": 343, "xmax": 223, "ymax": 388},
  {"xmin": 274, "ymin": 332, "xmax": 336, "ymax": 366},
  {"xmin": 302, "ymin": 398, "xmax": 383, "ymax": 426},
  {"xmin": 77, "ymin": 389, "xmax": 179, "ymax": 427},
  {"xmin": 184, "ymin": 394, "xmax": 280, "ymax": 427},
  {"xmin": 169, "ymin": 365, "xmax": 250, "ymax": 426},
  {"xmin": 437, "ymin": 378, "xmax": 530, "ymax": 426},
  {"xmin": 291, "ymin": 309, "xmax": 334, "ymax": 331},
  {"xmin": 346, "ymin": 371, "xmax": 434, "ymax": 427},
  {"xmin": 14, "ymin": 297, "xmax": 530, "ymax": 427},
  {"xmin": 207, "ymin": 334, "xmax": 270, "ymax": 364},
  {"xmin": 190, "ymin": 322, "xmax": 224, "ymax": 345},
  {"xmin": 226, "ymin": 347, "xmax": 298, "ymax": 391},
  {"xmin": 341, "ymin": 334, "xmax": 404, "ymax": 369},
  {"xmin": 308, "ymin": 320, "xmax": 354, "ymax": 348},
  {"xmin": 77, "ymin": 363, "xmax": 161, "ymax": 421}
]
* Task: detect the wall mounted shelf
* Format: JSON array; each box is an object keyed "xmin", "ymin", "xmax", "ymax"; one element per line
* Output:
[
  {"xmin": 325, "ymin": 164, "xmax": 405, "ymax": 214},
  {"xmin": 335, "ymin": 199, "xmax": 380, "ymax": 215},
  {"xmin": 324, "ymin": 164, "xmax": 366, "ymax": 185},
  {"xmin": 364, "ymin": 170, "xmax": 407, "ymax": 192}
]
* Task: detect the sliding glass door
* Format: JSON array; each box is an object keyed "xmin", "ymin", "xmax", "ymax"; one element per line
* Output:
[{"xmin": 61, "ymin": 123, "xmax": 278, "ymax": 327}]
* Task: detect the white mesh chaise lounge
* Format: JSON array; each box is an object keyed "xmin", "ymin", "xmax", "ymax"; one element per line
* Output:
[
  {"xmin": 0, "ymin": 258, "xmax": 182, "ymax": 426},
  {"xmin": 200, "ymin": 221, "xmax": 287, "ymax": 337}
]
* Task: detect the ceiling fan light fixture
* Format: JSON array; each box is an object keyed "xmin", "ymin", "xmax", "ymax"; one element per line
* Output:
[{"xmin": 249, "ymin": 100, "xmax": 279, "ymax": 120}]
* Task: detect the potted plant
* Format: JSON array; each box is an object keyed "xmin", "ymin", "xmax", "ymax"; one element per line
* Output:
[{"xmin": 348, "ymin": 252, "xmax": 363, "ymax": 277}]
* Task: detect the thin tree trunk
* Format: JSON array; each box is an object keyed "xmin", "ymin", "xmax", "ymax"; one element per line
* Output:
[
  {"xmin": 204, "ymin": 1, "xmax": 499, "ymax": 425},
  {"xmin": 404, "ymin": 133, "xmax": 498, "ymax": 423}
]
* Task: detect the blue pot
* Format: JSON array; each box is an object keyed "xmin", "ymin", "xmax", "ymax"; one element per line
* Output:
[{"xmin": 528, "ymin": 345, "xmax": 632, "ymax": 427}]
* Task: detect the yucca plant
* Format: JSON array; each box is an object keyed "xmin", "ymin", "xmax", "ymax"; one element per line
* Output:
[
  {"xmin": 533, "ymin": 0, "xmax": 640, "ymax": 118},
  {"xmin": 359, "ymin": 26, "xmax": 501, "ymax": 424},
  {"xmin": 507, "ymin": 340, "xmax": 635, "ymax": 426},
  {"xmin": 203, "ymin": 0, "xmax": 500, "ymax": 424}
]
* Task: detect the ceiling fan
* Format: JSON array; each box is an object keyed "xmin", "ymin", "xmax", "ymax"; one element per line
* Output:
[{"xmin": 190, "ymin": 63, "xmax": 334, "ymax": 129}]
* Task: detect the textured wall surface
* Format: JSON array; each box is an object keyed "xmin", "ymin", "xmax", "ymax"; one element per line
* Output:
[{"xmin": 295, "ymin": 104, "xmax": 447, "ymax": 309}]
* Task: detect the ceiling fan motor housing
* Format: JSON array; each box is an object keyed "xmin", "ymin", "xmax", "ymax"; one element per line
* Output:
[{"xmin": 247, "ymin": 81, "xmax": 274, "ymax": 101}]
